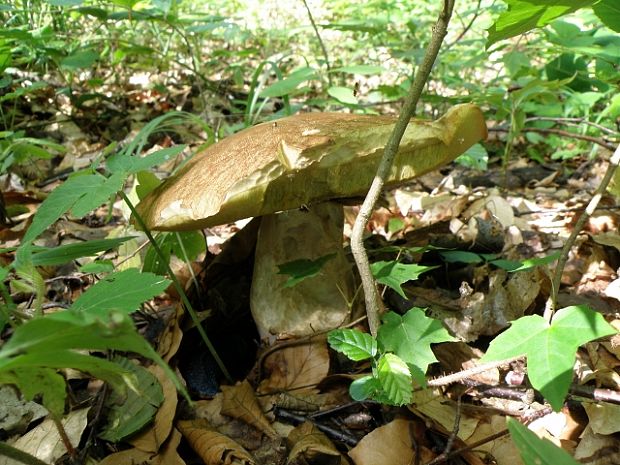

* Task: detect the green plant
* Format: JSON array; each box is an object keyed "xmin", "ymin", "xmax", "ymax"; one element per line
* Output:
[{"xmin": 328, "ymin": 307, "xmax": 456, "ymax": 405}]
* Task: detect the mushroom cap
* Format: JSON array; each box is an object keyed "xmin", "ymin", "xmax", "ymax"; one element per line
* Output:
[{"xmin": 136, "ymin": 104, "xmax": 487, "ymax": 230}]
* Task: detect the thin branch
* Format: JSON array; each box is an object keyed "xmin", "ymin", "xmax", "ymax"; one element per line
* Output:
[
  {"xmin": 350, "ymin": 0, "xmax": 455, "ymax": 336},
  {"xmin": 301, "ymin": 0, "xmax": 332, "ymax": 86},
  {"xmin": 489, "ymin": 126, "xmax": 616, "ymax": 151},
  {"xmin": 444, "ymin": 0, "xmax": 482, "ymax": 50},
  {"xmin": 426, "ymin": 356, "xmax": 524, "ymax": 388},
  {"xmin": 545, "ymin": 143, "xmax": 620, "ymax": 320},
  {"xmin": 524, "ymin": 116, "xmax": 618, "ymax": 136}
]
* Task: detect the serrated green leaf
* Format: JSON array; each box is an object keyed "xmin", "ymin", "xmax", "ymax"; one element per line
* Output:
[
  {"xmin": 349, "ymin": 375, "xmax": 380, "ymax": 401},
  {"xmin": 378, "ymin": 308, "xmax": 456, "ymax": 385},
  {"xmin": 370, "ymin": 261, "xmax": 436, "ymax": 298},
  {"xmin": 30, "ymin": 237, "xmax": 133, "ymax": 266},
  {"xmin": 60, "ymin": 49, "xmax": 99, "ymax": 69},
  {"xmin": 507, "ymin": 417, "xmax": 580, "ymax": 465},
  {"xmin": 277, "ymin": 253, "xmax": 336, "ymax": 288},
  {"xmin": 482, "ymin": 306, "xmax": 616, "ymax": 410},
  {"xmin": 98, "ymin": 356, "xmax": 163, "ymax": 442},
  {"xmin": 107, "ymin": 145, "xmax": 185, "ymax": 175},
  {"xmin": 24, "ymin": 172, "xmax": 125, "ymax": 242},
  {"xmin": 4, "ymin": 367, "xmax": 66, "ymax": 417},
  {"xmin": 328, "ymin": 329, "xmax": 377, "ymax": 361},
  {"xmin": 70, "ymin": 269, "xmax": 170, "ymax": 316},
  {"xmin": 377, "ymin": 353, "xmax": 412, "ymax": 405}
]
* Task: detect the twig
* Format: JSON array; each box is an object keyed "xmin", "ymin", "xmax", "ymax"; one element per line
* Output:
[
  {"xmin": 424, "ymin": 396, "xmax": 462, "ymax": 465},
  {"xmin": 545, "ymin": 142, "xmax": 620, "ymax": 320},
  {"xmin": 426, "ymin": 356, "xmax": 524, "ymax": 388},
  {"xmin": 444, "ymin": 0, "xmax": 482, "ymax": 50},
  {"xmin": 274, "ymin": 408, "xmax": 359, "ymax": 446},
  {"xmin": 489, "ymin": 126, "xmax": 616, "ymax": 151},
  {"xmin": 301, "ymin": 0, "xmax": 332, "ymax": 85},
  {"xmin": 524, "ymin": 116, "xmax": 618, "ymax": 136},
  {"xmin": 350, "ymin": 0, "xmax": 455, "ymax": 336}
]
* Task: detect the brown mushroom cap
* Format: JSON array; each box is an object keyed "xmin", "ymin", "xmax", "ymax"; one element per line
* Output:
[{"xmin": 136, "ymin": 104, "xmax": 487, "ymax": 230}]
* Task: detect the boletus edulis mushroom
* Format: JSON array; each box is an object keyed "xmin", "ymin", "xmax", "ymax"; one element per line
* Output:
[{"xmin": 136, "ymin": 104, "xmax": 487, "ymax": 342}]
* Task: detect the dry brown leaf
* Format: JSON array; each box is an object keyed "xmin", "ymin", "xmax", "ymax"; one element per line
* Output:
[
  {"xmin": 157, "ymin": 304, "xmax": 184, "ymax": 363},
  {"xmin": 129, "ymin": 365, "xmax": 178, "ymax": 453},
  {"xmin": 221, "ymin": 380, "xmax": 278, "ymax": 439},
  {"xmin": 409, "ymin": 389, "xmax": 479, "ymax": 440},
  {"xmin": 98, "ymin": 428, "xmax": 185, "ymax": 465},
  {"xmin": 461, "ymin": 414, "xmax": 522, "ymax": 465},
  {"xmin": 177, "ymin": 418, "xmax": 256, "ymax": 465},
  {"xmin": 258, "ymin": 338, "xmax": 330, "ymax": 395},
  {"xmin": 574, "ymin": 425, "xmax": 620, "ymax": 465},
  {"xmin": 348, "ymin": 419, "xmax": 434, "ymax": 465},
  {"xmin": 583, "ymin": 402, "xmax": 620, "ymax": 435},
  {"xmin": 287, "ymin": 421, "xmax": 349, "ymax": 465},
  {"xmin": 0, "ymin": 408, "xmax": 89, "ymax": 465}
]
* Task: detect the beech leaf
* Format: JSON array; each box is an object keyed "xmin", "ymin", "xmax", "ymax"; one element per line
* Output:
[
  {"xmin": 481, "ymin": 305, "xmax": 616, "ymax": 410},
  {"xmin": 328, "ymin": 328, "xmax": 377, "ymax": 361}
]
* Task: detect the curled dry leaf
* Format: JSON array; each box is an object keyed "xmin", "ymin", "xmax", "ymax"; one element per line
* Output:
[
  {"xmin": 129, "ymin": 365, "xmax": 178, "ymax": 453},
  {"xmin": 177, "ymin": 419, "xmax": 256, "ymax": 465},
  {"xmin": 258, "ymin": 338, "xmax": 330, "ymax": 395},
  {"xmin": 98, "ymin": 428, "xmax": 185, "ymax": 465},
  {"xmin": 221, "ymin": 380, "xmax": 278, "ymax": 440},
  {"xmin": 348, "ymin": 418, "xmax": 434, "ymax": 465},
  {"xmin": 287, "ymin": 421, "xmax": 349, "ymax": 465}
]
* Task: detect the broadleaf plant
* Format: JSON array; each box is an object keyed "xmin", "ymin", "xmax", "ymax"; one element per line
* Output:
[
  {"xmin": 328, "ymin": 307, "xmax": 455, "ymax": 405},
  {"xmin": 480, "ymin": 305, "xmax": 616, "ymax": 410}
]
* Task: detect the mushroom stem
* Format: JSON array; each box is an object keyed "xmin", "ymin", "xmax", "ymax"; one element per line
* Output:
[
  {"xmin": 251, "ymin": 201, "xmax": 357, "ymax": 343},
  {"xmin": 350, "ymin": 0, "xmax": 456, "ymax": 336}
]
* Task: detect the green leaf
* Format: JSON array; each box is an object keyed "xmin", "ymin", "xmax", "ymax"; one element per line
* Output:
[
  {"xmin": 60, "ymin": 49, "xmax": 99, "ymax": 69},
  {"xmin": 107, "ymin": 145, "xmax": 185, "ymax": 174},
  {"xmin": 593, "ymin": 0, "xmax": 620, "ymax": 33},
  {"xmin": 327, "ymin": 86, "xmax": 358, "ymax": 104},
  {"xmin": 328, "ymin": 329, "xmax": 377, "ymax": 361},
  {"xmin": 23, "ymin": 172, "xmax": 125, "ymax": 242},
  {"xmin": 439, "ymin": 250, "xmax": 483, "ymax": 264},
  {"xmin": 370, "ymin": 261, "xmax": 436, "ymax": 298},
  {"xmin": 509, "ymin": 252, "xmax": 560, "ymax": 272},
  {"xmin": 70, "ymin": 269, "xmax": 170, "ymax": 317},
  {"xmin": 378, "ymin": 309, "xmax": 456, "ymax": 385},
  {"xmin": 330, "ymin": 65, "xmax": 385, "ymax": 75},
  {"xmin": 377, "ymin": 353, "xmax": 412, "ymax": 405},
  {"xmin": 481, "ymin": 306, "xmax": 616, "ymax": 410},
  {"xmin": 486, "ymin": 0, "xmax": 595, "ymax": 48},
  {"xmin": 5, "ymin": 367, "xmax": 66, "ymax": 417},
  {"xmin": 507, "ymin": 417, "xmax": 580, "ymax": 465},
  {"xmin": 349, "ymin": 375, "xmax": 380, "ymax": 401},
  {"xmin": 260, "ymin": 67, "xmax": 316, "ymax": 98},
  {"xmin": 277, "ymin": 253, "xmax": 336, "ymax": 288},
  {"xmin": 98, "ymin": 356, "xmax": 163, "ymax": 442},
  {"xmin": 30, "ymin": 237, "xmax": 134, "ymax": 266},
  {"xmin": 79, "ymin": 260, "xmax": 115, "ymax": 274},
  {"xmin": 455, "ymin": 143, "xmax": 488, "ymax": 171}
]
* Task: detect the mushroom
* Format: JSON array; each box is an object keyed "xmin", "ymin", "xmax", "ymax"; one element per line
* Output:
[{"xmin": 136, "ymin": 104, "xmax": 487, "ymax": 342}]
